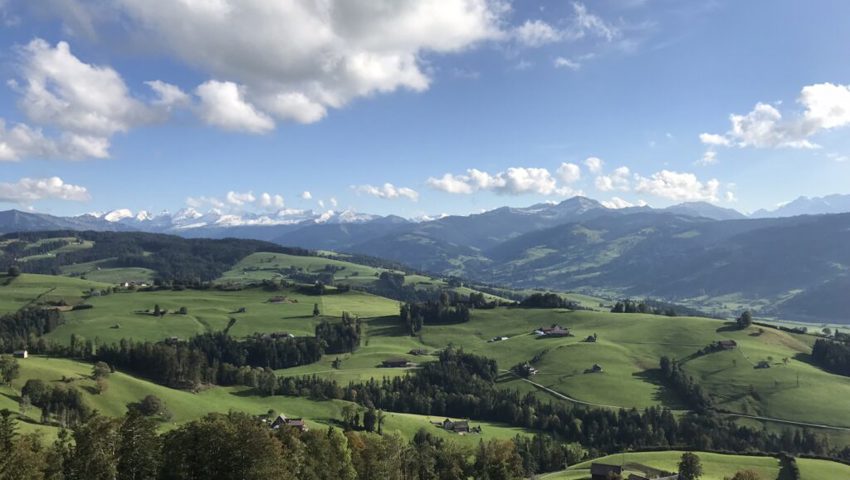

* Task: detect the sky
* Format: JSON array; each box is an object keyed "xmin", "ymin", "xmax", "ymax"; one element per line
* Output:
[{"xmin": 0, "ymin": 0, "xmax": 849, "ymax": 219}]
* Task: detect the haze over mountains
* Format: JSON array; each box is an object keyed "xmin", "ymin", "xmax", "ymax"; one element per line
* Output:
[{"xmin": 3, "ymin": 193, "xmax": 850, "ymax": 322}]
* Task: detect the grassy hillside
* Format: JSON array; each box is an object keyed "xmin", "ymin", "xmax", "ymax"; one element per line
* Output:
[
  {"xmin": 0, "ymin": 273, "xmax": 110, "ymax": 314},
  {"xmin": 45, "ymin": 286, "xmax": 399, "ymax": 345},
  {"xmin": 3, "ymin": 356, "xmax": 533, "ymax": 446},
  {"xmin": 542, "ymin": 451, "xmax": 850, "ymax": 480}
]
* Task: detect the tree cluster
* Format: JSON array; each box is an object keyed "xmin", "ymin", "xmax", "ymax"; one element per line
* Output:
[
  {"xmin": 659, "ymin": 356, "xmax": 713, "ymax": 412},
  {"xmin": 399, "ymin": 293, "xmax": 470, "ymax": 335},
  {"xmin": 520, "ymin": 293, "xmax": 577, "ymax": 309},
  {"xmin": 0, "ymin": 308, "xmax": 63, "ymax": 352},
  {"xmin": 811, "ymin": 339, "xmax": 850, "ymax": 377},
  {"xmin": 0, "ymin": 408, "xmax": 583, "ymax": 480}
]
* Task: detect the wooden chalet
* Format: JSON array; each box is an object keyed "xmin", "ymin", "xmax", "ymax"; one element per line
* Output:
[{"xmin": 591, "ymin": 463, "xmax": 623, "ymax": 480}]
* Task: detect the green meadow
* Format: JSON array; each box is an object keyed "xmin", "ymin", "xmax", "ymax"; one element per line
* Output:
[
  {"xmin": 541, "ymin": 450, "xmax": 850, "ymax": 480},
  {"xmin": 2, "ymin": 356, "xmax": 533, "ymax": 446}
]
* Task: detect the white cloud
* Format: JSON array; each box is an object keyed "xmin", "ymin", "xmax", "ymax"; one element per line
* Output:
[
  {"xmin": 0, "ymin": 176, "xmax": 90, "ymax": 204},
  {"xmin": 145, "ymin": 80, "xmax": 191, "ymax": 109},
  {"xmin": 225, "ymin": 191, "xmax": 257, "ymax": 206},
  {"xmin": 634, "ymin": 170, "xmax": 720, "ymax": 202},
  {"xmin": 698, "ymin": 133, "xmax": 730, "ymax": 146},
  {"xmin": 355, "ymin": 183, "xmax": 419, "ymax": 201},
  {"xmin": 697, "ymin": 150, "xmax": 717, "ymax": 166},
  {"xmin": 556, "ymin": 162, "xmax": 581, "ymax": 183},
  {"xmin": 195, "ymin": 81, "xmax": 275, "ymax": 134},
  {"xmin": 16, "ymin": 39, "xmax": 155, "ymax": 136},
  {"xmin": 2, "ymin": 38, "xmax": 168, "ymax": 160},
  {"xmin": 317, "ymin": 199, "xmax": 325, "ymax": 208},
  {"xmin": 427, "ymin": 167, "xmax": 564, "ymax": 196},
  {"xmin": 800, "ymin": 82, "xmax": 850, "ymax": 130},
  {"xmin": 259, "ymin": 192, "xmax": 285, "ymax": 209},
  {"xmin": 300, "ymin": 191, "xmax": 313, "ymax": 200},
  {"xmin": 513, "ymin": 20, "xmax": 562, "ymax": 47},
  {"xmin": 701, "ymin": 82, "xmax": 850, "ymax": 151},
  {"xmin": 568, "ymin": 2, "xmax": 619, "ymax": 41},
  {"xmin": 584, "ymin": 156, "xmax": 603, "ymax": 173},
  {"xmin": 594, "ymin": 166, "xmax": 630, "ymax": 192},
  {"xmin": 108, "ymin": 0, "xmax": 504, "ymax": 129},
  {"xmin": 329, "ymin": 197, "xmax": 338, "ymax": 208},
  {"xmin": 553, "ymin": 57, "xmax": 580, "ymax": 70}
]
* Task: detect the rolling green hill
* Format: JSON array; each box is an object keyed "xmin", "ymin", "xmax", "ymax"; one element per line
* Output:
[{"xmin": 542, "ymin": 450, "xmax": 850, "ymax": 480}]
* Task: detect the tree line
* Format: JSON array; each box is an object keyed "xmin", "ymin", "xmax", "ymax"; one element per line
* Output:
[
  {"xmin": 0, "ymin": 407, "xmax": 587, "ymax": 480},
  {"xmin": 399, "ymin": 293, "xmax": 471, "ymax": 335},
  {"xmin": 811, "ymin": 338, "xmax": 850, "ymax": 377},
  {"xmin": 269, "ymin": 348, "xmax": 831, "ymax": 462}
]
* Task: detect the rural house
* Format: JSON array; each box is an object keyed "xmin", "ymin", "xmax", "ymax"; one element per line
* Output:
[
  {"xmin": 12, "ymin": 350, "xmax": 27, "ymax": 359},
  {"xmin": 591, "ymin": 463, "xmax": 623, "ymax": 480},
  {"xmin": 628, "ymin": 474, "xmax": 680, "ymax": 480},
  {"xmin": 270, "ymin": 414, "xmax": 308, "ymax": 432},
  {"xmin": 382, "ymin": 358, "xmax": 411, "ymax": 368},
  {"xmin": 534, "ymin": 325, "xmax": 571, "ymax": 337},
  {"xmin": 717, "ymin": 339, "xmax": 737, "ymax": 350}
]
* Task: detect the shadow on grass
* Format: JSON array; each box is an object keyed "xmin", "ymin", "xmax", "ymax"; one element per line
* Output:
[
  {"xmin": 632, "ymin": 369, "xmax": 688, "ymax": 409},
  {"xmin": 715, "ymin": 323, "xmax": 742, "ymax": 333},
  {"xmin": 364, "ymin": 316, "xmax": 409, "ymax": 337},
  {"xmin": 1, "ymin": 391, "xmax": 21, "ymax": 404}
]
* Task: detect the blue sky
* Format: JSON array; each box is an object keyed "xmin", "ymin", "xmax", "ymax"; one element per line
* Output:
[{"xmin": 0, "ymin": 0, "xmax": 849, "ymax": 219}]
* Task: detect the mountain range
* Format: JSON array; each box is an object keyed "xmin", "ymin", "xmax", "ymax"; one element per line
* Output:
[{"xmin": 3, "ymin": 193, "xmax": 850, "ymax": 322}]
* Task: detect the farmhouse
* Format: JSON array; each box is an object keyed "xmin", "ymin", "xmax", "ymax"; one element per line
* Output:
[
  {"xmin": 591, "ymin": 463, "xmax": 623, "ymax": 480},
  {"xmin": 628, "ymin": 474, "xmax": 680, "ymax": 480},
  {"xmin": 534, "ymin": 325, "xmax": 571, "ymax": 337},
  {"xmin": 488, "ymin": 336, "xmax": 509, "ymax": 342},
  {"xmin": 268, "ymin": 332, "xmax": 295, "ymax": 339},
  {"xmin": 442, "ymin": 419, "xmax": 470, "ymax": 433},
  {"xmin": 382, "ymin": 358, "xmax": 411, "ymax": 368},
  {"xmin": 717, "ymin": 339, "xmax": 737, "ymax": 350},
  {"xmin": 12, "ymin": 350, "xmax": 28, "ymax": 359},
  {"xmin": 270, "ymin": 414, "xmax": 308, "ymax": 432}
]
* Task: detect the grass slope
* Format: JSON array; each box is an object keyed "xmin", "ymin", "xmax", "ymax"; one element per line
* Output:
[
  {"xmin": 0, "ymin": 273, "xmax": 110, "ymax": 314},
  {"xmin": 541, "ymin": 450, "xmax": 850, "ymax": 480},
  {"xmin": 4, "ymin": 356, "xmax": 532, "ymax": 445}
]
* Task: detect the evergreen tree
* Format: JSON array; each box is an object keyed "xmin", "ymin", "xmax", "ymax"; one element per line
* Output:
[{"xmin": 117, "ymin": 410, "xmax": 162, "ymax": 480}]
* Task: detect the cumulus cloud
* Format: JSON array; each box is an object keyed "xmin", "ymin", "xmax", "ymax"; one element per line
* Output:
[
  {"xmin": 0, "ymin": 176, "xmax": 90, "ymax": 204},
  {"xmin": 701, "ymin": 82, "xmax": 850, "ymax": 151},
  {"xmin": 105, "ymin": 0, "xmax": 504, "ymax": 129},
  {"xmin": 427, "ymin": 167, "xmax": 567, "ymax": 196},
  {"xmin": 259, "ymin": 192, "xmax": 285, "ymax": 209},
  {"xmin": 145, "ymin": 80, "xmax": 191, "ymax": 109},
  {"xmin": 355, "ymin": 183, "xmax": 419, "ymax": 201},
  {"xmin": 696, "ymin": 150, "xmax": 718, "ymax": 166},
  {"xmin": 634, "ymin": 170, "xmax": 720, "ymax": 202},
  {"xmin": 584, "ymin": 156, "xmax": 603, "ymax": 173},
  {"xmin": 300, "ymin": 191, "xmax": 313, "ymax": 200},
  {"xmin": 1, "ymin": 39, "xmax": 187, "ymax": 160},
  {"xmin": 594, "ymin": 166, "xmax": 631, "ymax": 192},
  {"xmin": 16, "ymin": 39, "xmax": 156, "ymax": 136},
  {"xmin": 698, "ymin": 133, "xmax": 730, "ymax": 147},
  {"xmin": 195, "ymin": 81, "xmax": 275, "ymax": 134},
  {"xmin": 556, "ymin": 162, "xmax": 581, "ymax": 183},
  {"xmin": 225, "ymin": 191, "xmax": 257, "ymax": 206}
]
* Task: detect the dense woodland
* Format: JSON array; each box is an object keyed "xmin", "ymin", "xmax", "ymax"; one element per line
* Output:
[
  {"xmin": 0, "ymin": 406, "xmax": 595, "ymax": 480},
  {"xmin": 0, "ymin": 309, "xmax": 64, "ymax": 352},
  {"xmin": 399, "ymin": 293, "xmax": 471, "ymax": 335},
  {"xmin": 0, "ymin": 231, "xmax": 302, "ymax": 284},
  {"xmin": 811, "ymin": 339, "xmax": 850, "ymax": 377}
]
